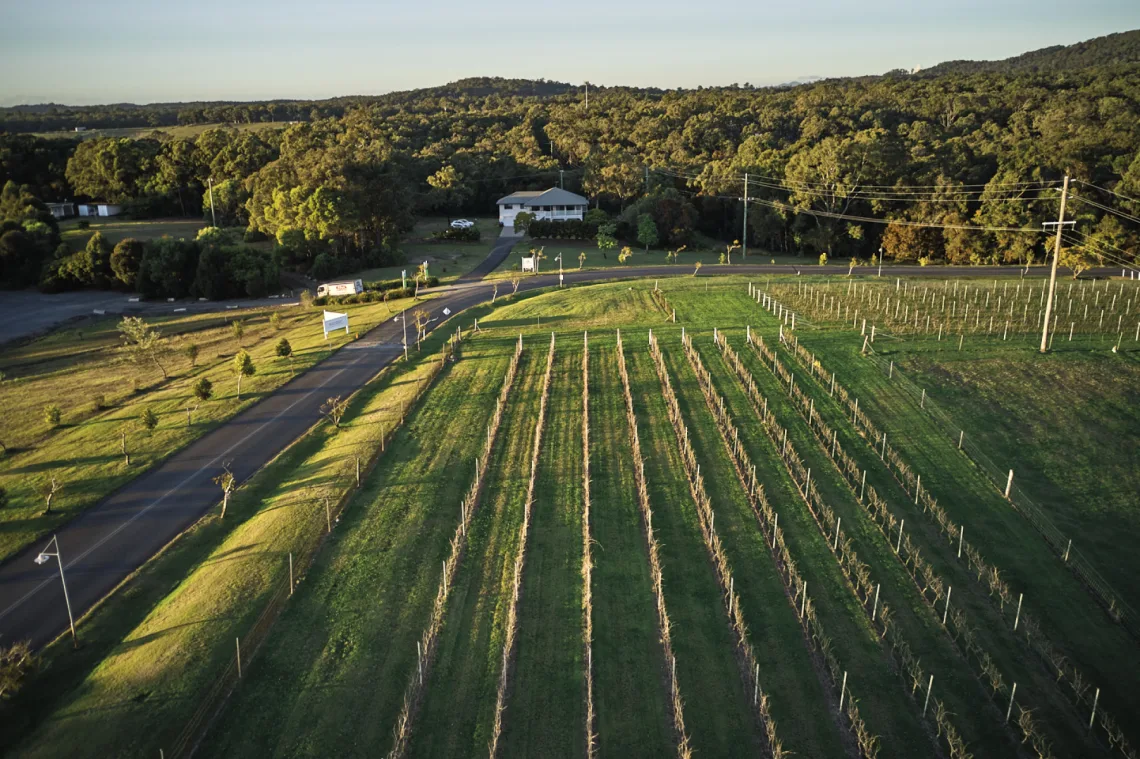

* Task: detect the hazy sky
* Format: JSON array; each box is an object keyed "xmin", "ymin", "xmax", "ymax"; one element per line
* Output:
[{"xmin": 1, "ymin": 0, "xmax": 1139, "ymax": 105}]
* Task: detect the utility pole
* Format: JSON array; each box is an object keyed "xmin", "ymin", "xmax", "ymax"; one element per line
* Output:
[
  {"xmin": 559, "ymin": 169, "xmax": 565, "ymax": 189},
  {"xmin": 1040, "ymin": 173, "xmax": 1071, "ymax": 353},
  {"xmin": 207, "ymin": 177, "xmax": 217, "ymax": 228},
  {"xmin": 742, "ymin": 172, "xmax": 749, "ymax": 259},
  {"xmin": 584, "ymin": 81, "xmax": 588, "ymax": 110}
]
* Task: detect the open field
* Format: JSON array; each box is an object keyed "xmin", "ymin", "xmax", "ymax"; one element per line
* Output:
[
  {"xmin": 5, "ymin": 274, "xmax": 1139, "ymax": 759},
  {"xmin": 58, "ymin": 217, "xmax": 210, "ymax": 250},
  {"xmin": 350, "ymin": 217, "xmax": 503, "ymax": 284},
  {"xmin": 29, "ymin": 122, "xmax": 285, "ymax": 141},
  {"xmin": 0, "ymin": 296, "xmax": 421, "ymax": 560}
]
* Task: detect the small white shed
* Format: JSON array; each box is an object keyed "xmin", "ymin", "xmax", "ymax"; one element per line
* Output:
[{"xmin": 78, "ymin": 203, "xmax": 124, "ymax": 218}]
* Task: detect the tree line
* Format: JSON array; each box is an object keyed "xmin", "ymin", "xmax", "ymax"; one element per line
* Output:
[{"xmin": 3, "ymin": 60, "xmax": 1140, "ymax": 292}]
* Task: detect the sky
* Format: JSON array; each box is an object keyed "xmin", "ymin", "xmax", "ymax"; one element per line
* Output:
[{"xmin": 1, "ymin": 0, "xmax": 1139, "ymax": 106}]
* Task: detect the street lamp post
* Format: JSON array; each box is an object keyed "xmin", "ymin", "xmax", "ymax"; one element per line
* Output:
[
  {"xmin": 556, "ymin": 254, "xmax": 563, "ymax": 287},
  {"xmin": 35, "ymin": 535, "xmax": 76, "ymax": 647},
  {"xmin": 878, "ymin": 246, "xmax": 883, "ymax": 277}
]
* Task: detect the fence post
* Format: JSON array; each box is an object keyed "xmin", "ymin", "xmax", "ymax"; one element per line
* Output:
[
  {"xmin": 1006, "ymin": 683, "xmax": 1018, "ymax": 722},
  {"xmin": 1014, "ymin": 593, "xmax": 1023, "ymax": 631},
  {"xmin": 838, "ymin": 671, "xmax": 848, "ymax": 712},
  {"xmin": 355, "ymin": 456, "xmax": 361, "ymax": 488},
  {"xmin": 942, "ymin": 586, "xmax": 952, "ymax": 625},
  {"xmin": 236, "ymin": 638, "xmax": 242, "ymax": 679},
  {"xmin": 922, "ymin": 674, "xmax": 934, "ymax": 716},
  {"xmin": 860, "ymin": 470, "xmax": 866, "ymax": 502},
  {"xmin": 289, "ymin": 552, "xmax": 294, "ymax": 596},
  {"xmin": 958, "ymin": 430, "xmax": 964, "ymax": 450},
  {"xmin": 833, "ymin": 517, "xmax": 841, "ymax": 551},
  {"xmin": 325, "ymin": 497, "xmax": 331, "ymax": 533},
  {"xmin": 896, "ymin": 519, "xmax": 905, "ymax": 554},
  {"xmin": 872, "ymin": 583, "xmax": 880, "ymax": 621},
  {"xmin": 958, "ymin": 525, "xmax": 964, "ymax": 559},
  {"xmin": 1064, "ymin": 539, "xmax": 1071, "ymax": 563},
  {"xmin": 1005, "ymin": 469, "xmax": 1014, "ymax": 498},
  {"xmin": 1089, "ymin": 687, "xmax": 1100, "ymax": 730}
]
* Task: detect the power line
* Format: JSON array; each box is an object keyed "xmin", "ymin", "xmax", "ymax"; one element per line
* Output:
[
  {"xmin": 1072, "ymin": 178, "xmax": 1140, "ymax": 208},
  {"xmin": 1068, "ymin": 194, "xmax": 1140, "ymax": 227}
]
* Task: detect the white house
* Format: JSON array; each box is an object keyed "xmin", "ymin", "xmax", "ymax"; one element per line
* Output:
[
  {"xmin": 497, "ymin": 188, "xmax": 588, "ymax": 228},
  {"xmin": 78, "ymin": 203, "xmax": 123, "ymax": 218},
  {"xmin": 45, "ymin": 202, "xmax": 75, "ymax": 219}
]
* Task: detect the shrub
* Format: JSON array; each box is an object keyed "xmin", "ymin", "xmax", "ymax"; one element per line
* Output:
[
  {"xmin": 269, "ymin": 312, "xmax": 281, "ymax": 329},
  {"xmin": 44, "ymin": 404, "xmax": 61, "ymax": 427},
  {"xmin": 92, "ymin": 394, "xmax": 107, "ymax": 411},
  {"xmin": 185, "ymin": 343, "xmax": 199, "ymax": 366},
  {"xmin": 528, "ymin": 219, "xmax": 597, "ymax": 240},
  {"xmin": 140, "ymin": 407, "xmax": 159, "ymax": 432},
  {"xmin": 432, "ymin": 226, "xmax": 481, "ymax": 242},
  {"xmin": 275, "ymin": 337, "xmax": 292, "ymax": 359},
  {"xmin": 193, "ymin": 377, "xmax": 213, "ymax": 401},
  {"xmin": 110, "ymin": 238, "xmax": 145, "ymax": 289}
]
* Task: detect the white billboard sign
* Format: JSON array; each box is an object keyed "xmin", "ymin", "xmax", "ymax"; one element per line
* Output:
[{"xmin": 322, "ymin": 310, "xmax": 349, "ymax": 339}]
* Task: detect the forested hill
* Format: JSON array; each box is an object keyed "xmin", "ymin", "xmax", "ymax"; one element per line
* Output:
[{"xmin": 919, "ymin": 29, "xmax": 1140, "ymax": 76}]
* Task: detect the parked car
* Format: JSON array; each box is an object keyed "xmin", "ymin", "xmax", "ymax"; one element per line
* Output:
[
  {"xmin": 450, "ymin": 219, "xmax": 475, "ymax": 229},
  {"xmin": 316, "ymin": 279, "xmax": 364, "ymax": 297}
]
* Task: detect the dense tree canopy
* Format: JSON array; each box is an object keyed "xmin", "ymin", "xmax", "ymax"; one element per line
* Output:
[{"xmin": 3, "ymin": 37, "xmax": 1140, "ymax": 291}]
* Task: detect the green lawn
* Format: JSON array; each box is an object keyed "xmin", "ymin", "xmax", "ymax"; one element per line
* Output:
[
  {"xmin": 499, "ymin": 346, "xmax": 587, "ymax": 757},
  {"xmin": 58, "ymin": 217, "xmax": 209, "ymax": 250},
  {"xmin": 0, "ymin": 297, "xmax": 421, "ymax": 561},
  {"xmin": 585, "ymin": 344, "xmax": 674, "ymax": 757},
  {"xmin": 351, "ymin": 216, "xmax": 503, "ymax": 284},
  {"xmin": 408, "ymin": 350, "xmax": 543, "ymax": 758}
]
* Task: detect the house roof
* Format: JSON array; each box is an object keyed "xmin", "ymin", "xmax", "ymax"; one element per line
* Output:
[{"xmin": 496, "ymin": 187, "xmax": 588, "ymax": 206}]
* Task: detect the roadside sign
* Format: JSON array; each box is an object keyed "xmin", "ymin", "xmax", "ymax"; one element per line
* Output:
[
  {"xmin": 522, "ymin": 256, "xmax": 535, "ymax": 272},
  {"xmin": 442, "ymin": 308, "xmax": 451, "ymax": 316},
  {"xmin": 322, "ymin": 310, "xmax": 349, "ymax": 339}
]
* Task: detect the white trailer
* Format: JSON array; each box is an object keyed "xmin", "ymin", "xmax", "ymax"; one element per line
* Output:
[{"xmin": 317, "ymin": 279, "xmax": 364, "ymax": 297}]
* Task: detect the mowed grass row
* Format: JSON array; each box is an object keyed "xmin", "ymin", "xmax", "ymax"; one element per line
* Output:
[
  {"xmin": 724, "ymin": 328, "xmax": 1018, "ymax": 757},
  {"xmin": 199, "ymin": 336, "xmax": 516, "ymax": 757},
  {"xmin": 655, "ymin": 336, "xmax": 851, "ymax": 753},
  {"xmin": 622, "ymin": 344, "xmax": 768, "ymax": 756},
  {"xmin": 8, "ymin": 315, "xmax": 461, "ymax": 759},
  {"xmin": 499, "ymin": 345, "xmax": 587, "ymax": 757},
  {"xmin": 687, "ymin": 331, "xmax": 936, "ymax": 759},
  {"xmin": 671, "ymin": 281, "xmax": 1136, "ymax": 751},
  {"xmin": 586, "ymin": 343, "xmax": 674, "ymax": 757},
  {"xmin": 790, "ymin": 325, "xmax": 1140, "ymax": 748},
  {"xmin": 0, "ymin": 297, "xmax": 420, "ymax": 560},
  {"xmin": 407, "ymin": 348, "xmax": 545, "ymax": 759},
  {"xmin": 768, "ymin": 332, "xmax": 1125, "ymax": 753}
]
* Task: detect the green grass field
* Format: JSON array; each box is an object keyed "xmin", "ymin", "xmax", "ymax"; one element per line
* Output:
[
  {"xmin": 58, "ymin": 217, "xmax": 210, "ymax": 250},
  {"xmin": 0, "ymin": 297, "xmax": 420, "ymax": 561},
  {"xmin": 8, "ymin": 274, "xmax": 1140, "ymax": 759},
  {"xmin": 350, "ymin": 217, "xmax": 503, "ymax": 284}
]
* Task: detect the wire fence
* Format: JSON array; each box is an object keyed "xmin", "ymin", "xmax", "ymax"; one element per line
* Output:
[
  {"xmin": 860, "ymin": 349, "xmax": 1139, "ymax": 641},
  {"xmin": 164, "ymin": 328, "xmax": 465, "ymax": 758}
]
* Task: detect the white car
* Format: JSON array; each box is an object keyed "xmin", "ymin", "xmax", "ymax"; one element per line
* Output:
[{"xmin": 450, "ymin": 219, "xmax": 475, "ymax": 229}]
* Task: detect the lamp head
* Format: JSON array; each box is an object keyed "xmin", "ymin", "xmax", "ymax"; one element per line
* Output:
[{"xmin": 35, "ymin": 554, "xmax": 50, "ymax": 565}]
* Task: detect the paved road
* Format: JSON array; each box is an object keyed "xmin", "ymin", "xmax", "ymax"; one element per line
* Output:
[
  {"xmin": 0, "ymin": 258, "xmax": 1117, "ymax": 649},
  {"xmin": 0, "ymin": 290, "xmax": 300, "ymax": 346}
]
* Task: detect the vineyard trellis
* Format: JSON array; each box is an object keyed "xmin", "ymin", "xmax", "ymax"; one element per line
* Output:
[
  {"xmin": 615, "ymin": 329, "xmax": 693, "ymax": 759},
  {"xmin": 773, "ymin": 328, "xmax": 1137, "ymax": 757},
  {"xmin": 386, "ymin": 333, "xmax": 525, "ymax": 759},
  {"xmin": 738, "ymin": 329, "xmax": 1085, "ymax": 758},
  {"xmin": 581, "ymin": 332, "xmax": 597, "ymax": 759},
  {"xmin": 647, "ymin": 332, "xmax": 786, "ymax": 758},
  {"xmin": 713, "ymin": 332, "xmax": 1011, "ymax": 759},
  {"xmin": 168, "ymin": 326, "xmax": 469, "ymax": 759},
  {"xmin": 757, "ymin": 282, "xmax": 1139, "ymax": 641},
  {"xmin": 761, "ymin": 277, "xmax": 1140, "ymax": 346},
  {"xmin": 489, "ymin": 332, "xmax": 556, "ymax": 757}
]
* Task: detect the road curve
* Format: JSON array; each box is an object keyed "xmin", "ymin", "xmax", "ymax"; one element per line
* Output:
[{"xmin": 0, "ymin": 258, "xmax": 1108, "ymax": 648}]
